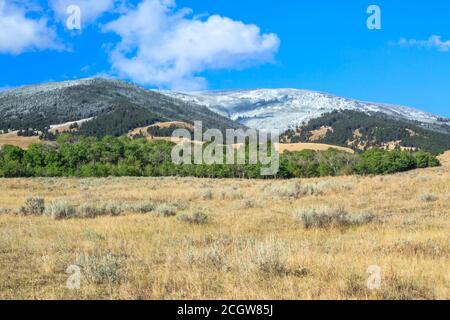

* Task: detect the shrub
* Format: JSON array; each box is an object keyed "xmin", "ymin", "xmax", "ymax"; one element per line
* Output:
[
  {"xmin": 0, "ymin": 208, "xmax": 11, "ymax": 215},
  {"xmin": 315, "ymin": 180, "xmax": 353, "ymax": 192},
  {"xmin": 78, "ymin": 203, "xmax": 101, "ymax": 218},
  {"xmin": 220, "ymin": 187, "xmax": 243, "ymax": 200},
  {"xmin": 154, "ymin": 203, "xmax": 177, "ymax": 217},
  {"xmin": 200, "ymin": 189, "xmax": 213, "ymax": 200},
  {"xmin": 418, "ymin": 192, "xmax": 438, "ymax": 202},
  {"xmin": 295, "ymin": 207, "xmax": 375, "ymax": 229},
  {"xmin": 75, "ymin": 252, "xmax": 125, "ymax": 284},
  {"xmin": 100, "ymin": 202, "xmax": 123, "ymax": 216},
  {"xmin": 240, "ymin": 199, "xmax": 258, "ymax": 209},
  {"xmin": 186, "ymin": 245, "xmax": 226, "ymax": 271},
  {"xmin": 250, "ymin": 239, "xmax": 288, "ymax": 275},
  {"xmin": 265, "ymin": 182, "xmax": 324, "ymax": 199},
  {"xmin": 264, "ymin": 182, "xmax": 302, "ymax": 199},
  {"xmin": 76, "ymin": 202, "xmax": 124, "ymax": 218},
  {"xmin": 45, "ymin": 201, "xmax": 76, "ymax": 220},
  {"xmin": 19, "ymin": 197, "xmax": 45, "ymax": 216},
  {"xmin": 126, "ymin": 202, "xmax": 155, "ymax": 214},
  {"xmin": 178, "ymin": 212, "xmax": 209, "ymax": 225}
]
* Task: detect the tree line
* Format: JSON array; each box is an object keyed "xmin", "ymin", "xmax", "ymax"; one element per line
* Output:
[{"xmin": 0, "ymin": 134, "xmax": 440, "ymax": 178}]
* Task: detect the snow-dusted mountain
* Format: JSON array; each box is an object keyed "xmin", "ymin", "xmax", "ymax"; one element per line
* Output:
[
  {"xmin": 0, "ymin": 78, "xmax": 242, "ymax": 133},
  {"xmin": 161, "ymin": 89, "xmax": 447, "ymax": 132}
]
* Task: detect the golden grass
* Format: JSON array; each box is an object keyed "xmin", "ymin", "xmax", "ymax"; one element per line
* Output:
[
  {"xmin": 275, "ymin": 142, "xmax": 354, "ymax": 154},
  {"xmin": 0, "ymin": 132, "xmax": 42, "ymax": 149},
  {"xmin": 128, "ymin": 121, "xmax": 193, "ymax": 138},
  {"xmin": 0, "ymin": 153, "xmax": 449, "ymax": 299},
  {"xmin": 309, "ymin": 126, "xmax": 334, "ymax": 142}
]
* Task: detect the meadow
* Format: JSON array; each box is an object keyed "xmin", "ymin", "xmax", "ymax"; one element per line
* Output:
[{"xmin": 0, "ymin": 152, "xmax": 449, "ymax": 300}]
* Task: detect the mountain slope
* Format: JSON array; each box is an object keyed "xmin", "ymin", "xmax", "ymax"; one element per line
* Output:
[
  {"xmin": 0, "ymin": 78, "xmax": 243, "ymax": 134},
  {"xmin": 282, "ymin": 110, "xmax": 450, "ymax": 154},
  {"xmin": 163, "ymin": 89, "xmax": 450, "ymax": 133}
]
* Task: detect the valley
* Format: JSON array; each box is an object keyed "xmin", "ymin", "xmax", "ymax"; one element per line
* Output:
[{"xmin": 0, "ymin": 152, "xmax": 448, "ymax": 299}]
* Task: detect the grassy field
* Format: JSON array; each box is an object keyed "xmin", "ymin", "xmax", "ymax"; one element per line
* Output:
[
  {"xmin": 0, "ymin": 153, "xmax": 449, "ymax": 300},
  {"xmin": 0, "ymin": 132, "xmax": 41, "ymax": 149}
]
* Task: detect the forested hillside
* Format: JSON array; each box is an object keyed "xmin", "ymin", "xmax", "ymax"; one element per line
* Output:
[
  {"xmin": 0, "ymin": 78, "xmax": 243, "ymax": 134},
  {"xmin": 282, "ymin": 110, "xmax": 450, "ymax": 154}
]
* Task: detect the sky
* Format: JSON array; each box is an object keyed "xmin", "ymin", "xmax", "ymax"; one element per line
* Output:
[{"xmin": 0, "ymin": 0, "xmax": 449, "ymax": 117}]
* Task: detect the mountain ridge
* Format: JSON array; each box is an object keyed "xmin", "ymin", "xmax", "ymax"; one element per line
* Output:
[
  {"xmin": 1, "ymin": 78, "xmax": 449, "ymax": 153},
  {"xmin": 162, "ymin": 88, "xmax": 450, "ymax": 132},
  {"xmin": 0, "ymin": 78, "xmax": 243, "ymax": 134}
]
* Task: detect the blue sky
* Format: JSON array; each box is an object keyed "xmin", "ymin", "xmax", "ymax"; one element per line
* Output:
[{"xmin": 0, "ymin": 0, "xmax": 449, "ymax": 117}]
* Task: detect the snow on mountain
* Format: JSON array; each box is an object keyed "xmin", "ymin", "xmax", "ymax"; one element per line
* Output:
[{"xmin": 161, "ymin": 89, "xmax": 445, "ymax": 132}]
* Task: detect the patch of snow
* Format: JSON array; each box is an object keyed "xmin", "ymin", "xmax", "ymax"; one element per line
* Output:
[{"xmin": 50, "ymin": 117, "xmax": 93, "ymax": 129}]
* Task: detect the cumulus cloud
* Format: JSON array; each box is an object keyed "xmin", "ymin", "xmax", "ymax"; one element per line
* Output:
[
  {"xmin": 49, "ymin": 0, "xmax": 118, "ymax": 25},
  {"xmin": 396, "ymin": 35, "xmax": 450, "ymax": 52},
  {"xmin": 103, "ymin": 0, "xmax": 280, "ymax": 90},
  {"xmin": 0, "ymin": 0, "xmax": 61, "ymax": 54}
]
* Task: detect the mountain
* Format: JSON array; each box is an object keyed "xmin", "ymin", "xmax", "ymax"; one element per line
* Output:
[
  {"xmin": 282, "ymin": 110, "xmax": 450, "ymax": 154},
  {"xmin": 162, "ymin": 89, "xmax": 450, "ymax": 133},
  {"xmin": 1, "ymin": 78, "xmax": 449, "ymax": 153},
  {"xmin": 0, "ymin": 78, "xmax": 243, "ymax": 136}
]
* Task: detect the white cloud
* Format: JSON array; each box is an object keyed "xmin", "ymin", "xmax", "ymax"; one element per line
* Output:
[
  {"xmin": 49, "ymin": 0, "xmax": 117, "ymax": 24},
  {"xmin": 103, "ymin": 0, "xmax": 280, "ymax": 90},
  {"xmin": 0, "ymin": 0, "xmax": 61, "ymax": 54},
  {"xmin": 396, "ymin": 35, "xmax": 450, "ymax": 52}
]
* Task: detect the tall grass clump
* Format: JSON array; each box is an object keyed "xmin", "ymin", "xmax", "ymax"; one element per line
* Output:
[
  {"xmin": 295, "ymin": 207, "xmax": 375, "ymax": 229},
  {"xmin": 19, "ymin": 197, "xmax": 45, "ymax": 216},
  {"xmin": 44, "ymin": 201, "xmax": 76, "ymax": 220}
]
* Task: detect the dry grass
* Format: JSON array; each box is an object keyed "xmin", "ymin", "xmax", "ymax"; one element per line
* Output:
[
  {"xmin": 0, "ymin": 131, "xmax": 42, "ymax": 149},
  {"xmin": 275, "ymin": 142, "xmax": 355, "ymax": 154},
  {"xmin": 309, "ymin": 126, "xmax": 334, "ymax": 142},
  {"xmin": 0, "ymin": 153, "xmax": 449, "ymax": 299},
  {"xmin": 127, "ymin": 121, "xmax": 193, "ymax": 139}
]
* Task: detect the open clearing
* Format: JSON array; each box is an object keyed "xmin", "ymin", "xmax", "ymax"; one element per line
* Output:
[
  {"xmin": 0, "ymin": 132, "xmax": 41, "ymax": 149},
  {"xmin": 0, "ymin": 153, "xmax": 449, "ymax": 299}
]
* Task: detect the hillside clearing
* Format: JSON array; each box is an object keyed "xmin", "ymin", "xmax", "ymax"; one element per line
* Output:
[
  {"xmin": 275, "ymin": 142, "xmax": 354, "ymax": 154},
  {"xmin": 0, "ymin": 132, "xmax": 41, "ymax": 149}
]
